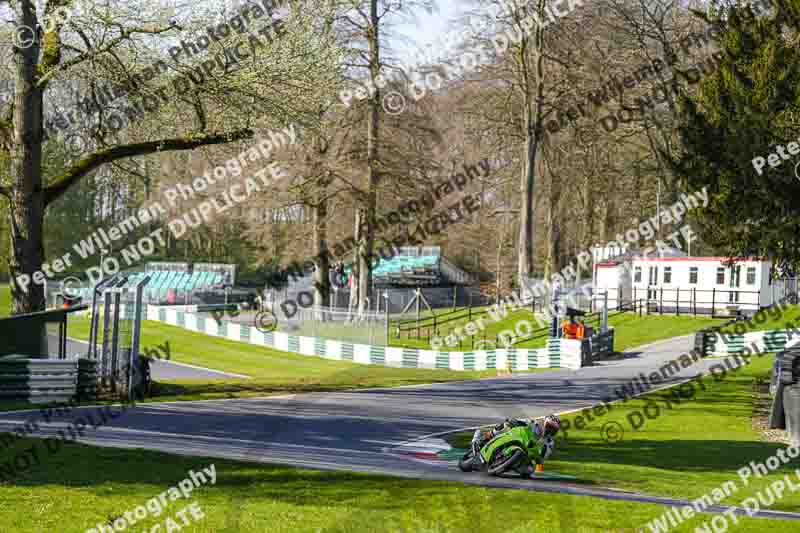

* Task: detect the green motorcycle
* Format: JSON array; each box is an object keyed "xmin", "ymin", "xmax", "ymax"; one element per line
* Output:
[{"xmin": 458, "ymin": 424, "xmax": 543, "ymax": 477}]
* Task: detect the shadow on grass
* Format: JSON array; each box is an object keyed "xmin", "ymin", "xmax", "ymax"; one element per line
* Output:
[
  {"xmin": 555, "ymin": 438, "xmax": 791, "ymax": 473},
  {"xmin": 0, "ymin": 437, "xmax": 456, "ymax": 513}
]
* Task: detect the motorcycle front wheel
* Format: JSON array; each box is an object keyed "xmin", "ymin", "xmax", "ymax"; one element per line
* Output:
[{"xmin": 487, "ymin": 448, "xmax": 526, "ymax": 476}]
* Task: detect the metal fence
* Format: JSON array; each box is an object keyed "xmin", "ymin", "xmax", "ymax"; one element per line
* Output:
[
  {"xmin": 195, "ymin": 305, "xmax": 389, "ymax": 346},
  {"xmin": 266, "ymin": 285, "xmax": 490, "ymax": 316},
  {"xmin": 594, "ymin": 286, "xmax": 800, "ymax": 316},
  {"xmin": 280, "ymin": 307, "xmax": 388, "ymax": 346}
]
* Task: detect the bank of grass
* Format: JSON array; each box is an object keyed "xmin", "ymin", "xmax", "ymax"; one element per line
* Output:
[
  {"xmin": 0, "ymin": 436, "xmax": 795, "ymax": 532},
  {"xmin": 718, "ymin": 304, "xmax": 800, "ymax": 335},
  {"xmin": 0, "ymin": 283, "xmax": 9, "ymax": 317},
  {"xmin": 57, "ymin": 317, "xmax": 509, "ymax": 404},
  {"xmin": 609, "ymin": 312, "xmax": 725, "ymax": 352},
  {"xmin": 446, "ymin": 352, "xmax": 800, "ymax": 516},
  {"xmin": 393, "ymin": 310, "xmax": 725, "ymax": 352}
]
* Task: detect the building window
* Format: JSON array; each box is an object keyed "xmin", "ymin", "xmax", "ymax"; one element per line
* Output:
[
  {"xmin": 664, "ymin": 267, "xmax": 672, "ymax": 284},
  {"xmin": 747, "ymin": 267, "xmax": 756, "ymax": 285},
  {"xmin": 716, "ymin": 267, "xmax": 725, "ymax": 285},
  {"xmin": 634, "ymin": 266, "xmax": 642, "ymax": 283},
  {"xmin": 689, "ymin": 267, "xmax": 698, "ymax": 284}
]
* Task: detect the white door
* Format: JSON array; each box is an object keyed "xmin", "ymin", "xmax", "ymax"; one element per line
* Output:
[
  {"xmin": 728, "ymin": 266, "xmax": 740, "ymax": 303},
  {"xmin": 648, "ymin": 266, "xmax": 658, "ymax": 300}
]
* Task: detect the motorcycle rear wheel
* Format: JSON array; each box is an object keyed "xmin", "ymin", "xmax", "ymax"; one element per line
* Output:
[{"xmin": 487, "ymin": 448, "xmax": 525, "ymax": 476}]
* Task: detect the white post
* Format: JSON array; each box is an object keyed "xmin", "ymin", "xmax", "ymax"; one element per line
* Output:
[
  {"xmin": 602, "ymin": 291, "xmax": 609, "ymax": 332},
  {"xmin": 384, "ymin": 290, "xmax": 390, "ymax": 346}
]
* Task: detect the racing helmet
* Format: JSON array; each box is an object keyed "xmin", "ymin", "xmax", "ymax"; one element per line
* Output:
[{"xmin": 542, "ymin": 414, "xmax": 561, "ymax": 437}]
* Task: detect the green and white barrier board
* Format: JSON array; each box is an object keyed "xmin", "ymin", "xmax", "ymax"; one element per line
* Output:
[
  {"xmin": 147, "ymin": 305, "xmax": 589, "ymax": 371},
  {"xmin": 706, "ymin": 330, "xmax": 800, "ymax": 357}
]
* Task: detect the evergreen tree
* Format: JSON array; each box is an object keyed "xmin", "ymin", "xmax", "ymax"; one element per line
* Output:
[{"xmin": 671, "ymin": 1, "xmax": 800, "ymax": 272}]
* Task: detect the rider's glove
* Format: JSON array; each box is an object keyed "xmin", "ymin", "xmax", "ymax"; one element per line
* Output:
[{"xmin": 471, "ymin": 429, "xmax": 482, "ymax": 444}]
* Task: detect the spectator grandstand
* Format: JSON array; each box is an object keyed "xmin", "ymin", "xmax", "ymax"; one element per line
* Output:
[
  {"xmin": 267, "ymin": 246, "xmax": 481, "ymax": 313},
  {"xmin": 334, "ymin": 247, "xmax": 473, "ymax": 288},
  {"xmin": 49, "ymin": 262, "xmax": 240, "ymax": 307}
]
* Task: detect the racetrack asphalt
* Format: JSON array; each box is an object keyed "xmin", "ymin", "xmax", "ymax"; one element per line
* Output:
[{"xmin": 4, "ymin": 333, "xmax": 799, "ymax": 522}]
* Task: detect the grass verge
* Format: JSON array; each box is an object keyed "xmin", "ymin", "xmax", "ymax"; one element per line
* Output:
[
  {"xmin": 718, "ymin": 304, "xmax": 800, "ymax": 335},
  {"xmin": 0, "ymin": 436, "xmax": 796, "ymax": 532},
  {"xmin": 445, "ymin": 352, "xmax": 800, "ymax": 517},
  {"xmin": 0, "ymin": 283, "xmax": 9, "ymax": 317},
  {"xmin": 41, "ymin": 318, "xmax": 510, "ymax": 405}
]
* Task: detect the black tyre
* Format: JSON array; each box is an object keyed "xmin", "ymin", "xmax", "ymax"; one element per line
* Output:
[
  {"xmin": 487, "ymin": 448, "xmax": 525, "ymax": 476},
  {"xmin": 458, "ymin": 450, "xmax": 476, "ymax": 472}
]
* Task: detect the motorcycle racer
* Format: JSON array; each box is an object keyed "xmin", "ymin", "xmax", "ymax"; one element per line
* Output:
[{"xmin": 470, "ymin": 415, "xmax": 561, "ymax": 468}]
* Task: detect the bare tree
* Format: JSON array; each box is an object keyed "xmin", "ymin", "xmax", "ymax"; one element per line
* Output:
[{"xmin": 0, "ymin": 0, "xmax": 340, "ymax": 313}]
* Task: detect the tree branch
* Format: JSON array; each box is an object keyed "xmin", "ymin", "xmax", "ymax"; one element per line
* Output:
[
  {"xmin": 39, "ymin": 19, "xmax": 178, "ymax": 87},
  {"xmin": 44, "ymin": 128, "xmax": 254, "ymax": 206}
]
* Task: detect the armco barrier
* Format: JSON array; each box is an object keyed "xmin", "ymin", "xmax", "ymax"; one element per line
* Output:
[
  {"xmin": 769, "ymin": 346, "xmax": 800, "ymax": 446},
  {"xmin": 575, "ymin": 329, "xmax": 615, "ymax": 366},
  {"xmin": 146, "ymin": 305, "xmax": 587, "ymax": 370},
  {"xmin": 0, "ymin": 357, "xmax": 97, "ymax": 403}
]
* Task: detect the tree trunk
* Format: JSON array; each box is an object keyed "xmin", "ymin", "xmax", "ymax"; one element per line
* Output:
[
  {"xmin": 517, "ymin": 111, "xmax": 536, "ymax": 288},
  {"xmin": 312, "ymin": 189, "xmax": 330, "ymax": 314},
  {"xmin": 8, "ymin": 1, "xmax": 46, "ymax": 314},
  {"xmin": 349, "ymin": 209, "xmax": 363, "ymax": 313},
  {"xmin": 516, "ymin": 1, "xmax": 546, "ymax": 295},
  {"xmin": 545, "ymin": 199, "xmax": 561, "ymax": 280},
  {"xmin": 355, "ymin": 0, "xmax": 380, "ymax": 316},
  {"xmin": 495, "ymin": 217, "xmax": 504, "ymax": 298}
]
